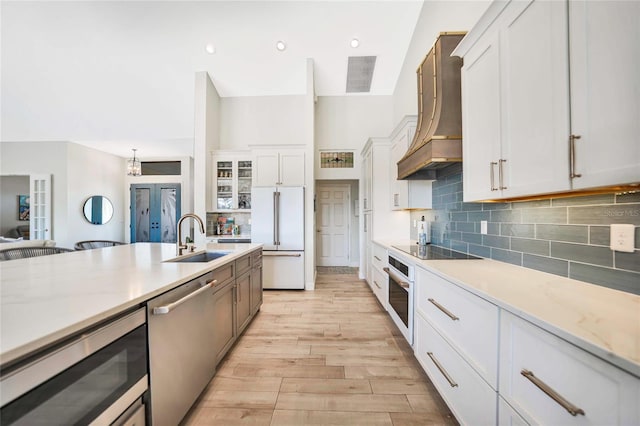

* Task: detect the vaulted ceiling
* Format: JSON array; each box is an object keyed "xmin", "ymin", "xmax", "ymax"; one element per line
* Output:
[{"xmin": 1, "ymin": 1, "xmax": 425, "ymax": 156}]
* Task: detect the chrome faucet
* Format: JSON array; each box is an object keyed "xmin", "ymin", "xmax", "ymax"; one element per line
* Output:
[{"xmin": 176, "ymin": 213, "xmax": 205, "ymax": 256}]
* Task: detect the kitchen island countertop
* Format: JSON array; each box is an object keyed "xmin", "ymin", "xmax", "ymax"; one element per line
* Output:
[
  {"xmin": 0, "ymin": 242, "xmax": 262, "ymax": 366},
  {"xmin": 376, "ymin": 240, "xmax": 640, "ymax": 377}
]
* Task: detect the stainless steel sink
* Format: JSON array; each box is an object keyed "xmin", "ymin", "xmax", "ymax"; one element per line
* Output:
[{"xmin": 166, "ymin": 251, "xmax": 230, "ymax": 263}]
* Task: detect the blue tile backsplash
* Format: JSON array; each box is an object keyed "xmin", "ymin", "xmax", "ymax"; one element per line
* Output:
[{"xmin": 411, "ymin": 167, "xmax": 640, "ymax": 295}]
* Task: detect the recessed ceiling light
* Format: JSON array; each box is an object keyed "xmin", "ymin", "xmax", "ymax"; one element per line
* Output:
[
  {"xmin": 350, "ymin": 38, "xmax": 360, "ymax": 48},
  {"xmin": 205, "ymin": 43, "xmax": 216, "ymax": 54},
  {"xmin": 276, "ymin": 41, "xmax": 287, "ymax": 52}
]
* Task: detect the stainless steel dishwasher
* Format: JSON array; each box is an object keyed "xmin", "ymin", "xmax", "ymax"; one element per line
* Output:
[{"xmin": 147, "ymin": 270, "xmax": 217, "ymax": 426}]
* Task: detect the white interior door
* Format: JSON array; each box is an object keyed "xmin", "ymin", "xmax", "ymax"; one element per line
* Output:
[
  {"xmin": 316, "ymin": 184, "xmax": 350, "ymax": 266},
  {"xmin": 29, "ymin": 174, "xmax": 51, "ymax": 240}
]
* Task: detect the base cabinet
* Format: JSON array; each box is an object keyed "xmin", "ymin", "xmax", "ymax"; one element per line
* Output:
[
  {"xmin": 235, "ymin": 270, "xmax": 252, "ymax": 335},
  {"xmin": 498, "ymin": 396, "xmax": 529, "ymax": 426},
  {"xmin": 415, "ymin": 313, "xmax": 498, "ymax": 425},
  {"xmin": 250, "ymin": 251, "xmax": 263, "ymax": 314},
  {"xmin": 499, "ymin": 311, "xmax": 640, "ymax": 425},
  {"xmin": 212, "ymin": 281, "xmax": 236, "ymax": 365}
]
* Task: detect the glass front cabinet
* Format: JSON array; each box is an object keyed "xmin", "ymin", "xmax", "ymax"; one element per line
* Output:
[{"xmin": 212, "ymin": 152, "xmax": 252, "ymax": 212}]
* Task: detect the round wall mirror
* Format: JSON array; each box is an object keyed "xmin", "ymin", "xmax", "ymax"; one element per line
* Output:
[{"xmin": 83, "ymin": 196, "xmax": 114, "ymax": 225}]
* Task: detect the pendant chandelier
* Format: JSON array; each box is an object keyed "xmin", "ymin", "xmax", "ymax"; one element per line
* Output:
[{"xmin": 127, "ymin": 149, "xmax": 141, "ymax": 176}]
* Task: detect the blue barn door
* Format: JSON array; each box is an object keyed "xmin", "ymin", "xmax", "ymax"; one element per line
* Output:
[{"xmin": 130, "ymin": 183, "xmax": 181, "ymax": 243}]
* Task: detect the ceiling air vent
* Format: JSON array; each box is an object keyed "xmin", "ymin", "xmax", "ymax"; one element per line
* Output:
[{"xmin": 346, "ymin": 56, "xmax": 376, "ymax": 93}]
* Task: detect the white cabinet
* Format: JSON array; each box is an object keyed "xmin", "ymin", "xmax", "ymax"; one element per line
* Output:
[
  {"xmin": 455, "ymin": 0, "xmax": 639, "ymax": 202},
  {"xmin": 370, "ymin": 242, "xmax": 388, "ymax": 309},
  {"xmin": 499, "ymin": 311, "xmax": 640, "ymax": 425},
  {"xmin": 253, "ymin": 148, "xmax": 305, "ymax": 187},
  {"xmin": 415, "ymin": 267, "xmax": 499, "ymax": 388},
  {"xmin": 363, "ymin": 212, "xmax": 372, "ymax": 284},
  {"xmin": 389, "ymin": 116, "xmax": 432, "ymax": 210},
  {"xmin": 362, "ymin": 149, "xmax": 372, "ymax": 212},
  {"xmin": 211, "ymin": 152, "xmax": 252, "ymax": 211},
  {"xmin": 456, "ymin": 0, "xmax": 571, "ymax": 201},
  {"xmin": 498, "ymin": 396, "xmax": 529, "ymax": 426},
  {"xmin": 414, "ymin": 265, "xmax": 499, "ymax": 424},
  {"xmin": 415, "ymin": 313, "xmax": 497, "ymax": 425},
  {"xmin": 568, "ymin": 0, "xmax": 640, "ymax": 189}
]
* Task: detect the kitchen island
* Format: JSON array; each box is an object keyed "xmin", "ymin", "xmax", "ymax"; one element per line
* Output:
[
  {"xmin": 0, "ymin": 242, "xmax": 262, "ymax": 425},
  {"xmin": 0, "ymin": 242, "xmax": 261, "ymax": 365}
]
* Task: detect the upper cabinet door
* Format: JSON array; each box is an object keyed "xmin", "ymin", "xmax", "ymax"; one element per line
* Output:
[
  {"xmin": 499, "ymin": 0, "xmax": 571, "ymax": 198},
  {"xmin": 461, "ymin": 31, "xmax": 502, "ymax": 201},
  {"xmin": 253, "ymin": 151, "xmax": 280, "ymax": 187},
  {"xmin": 253, "ymin": 149, "xmax": 305, "ymax": 187},
  {"xmin": 278, "ymin": 150, "xmax": 305, "ymax": 186},
  {"xmin": 569, "ymin": 0, "xmax": 640, "ymax": 189}
]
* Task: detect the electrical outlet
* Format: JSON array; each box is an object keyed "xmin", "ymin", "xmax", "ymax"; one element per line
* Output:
[
  {"xmin": 610, "ymin": 224, "xmax": 635, "ymax": 253},
  {"xmin": 413, "ymin": 220, "xmax": 417, "ymax": 228},
  {"xmin": 480, "ymin": 220, "xmax": 488, "ymax": 235}
]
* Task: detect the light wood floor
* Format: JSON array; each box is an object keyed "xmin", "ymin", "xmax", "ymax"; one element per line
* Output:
[{"xmin": 182, "ymin": 270, "xmax": 458, "ymax": 426}]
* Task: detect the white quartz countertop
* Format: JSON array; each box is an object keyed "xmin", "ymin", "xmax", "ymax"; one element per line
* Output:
[
  {"xmin": 375, "ymin": 240, "xmax": 640, "ymax": 377},
  {"xmin": 0, "ymin": 242, "xmax": 262, "ymax": 365}
]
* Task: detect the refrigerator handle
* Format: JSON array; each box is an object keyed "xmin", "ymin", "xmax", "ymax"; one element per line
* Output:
[
  {"xmin": 275, "ymin": 191, "xmax": 281, "ymax": 245},
  {"xmin": 272, "ymin": 191, "xmax": 278, "ymax": 246}
]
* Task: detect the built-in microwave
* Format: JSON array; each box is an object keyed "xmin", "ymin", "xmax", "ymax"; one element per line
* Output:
[{"xmin": 0, "ymin": 308, "xmax": 149, "ymax": 425}]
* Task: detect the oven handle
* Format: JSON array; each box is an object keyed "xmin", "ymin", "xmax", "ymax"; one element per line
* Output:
[{"xmin": 383, "ymin": 267, "xmax": 411, "ymax": 290}]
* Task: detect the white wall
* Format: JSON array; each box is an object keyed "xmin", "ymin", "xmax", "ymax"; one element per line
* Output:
[
  {"xmin": 219, "ymin": 95, "xmax": 307, "ymax": 149},
  {"xmin": 1, "ymin": 142, "xmax": 69, "ymax": 243},
  {"xmin": 314, "ymin": 95, "xmax": 393, "ymax": 180},
  {"xmin": 392, "ymin": 0, "xmax": 490, "ymax": 125},
  {"xmin": 67, "ymin": 143, "xmax": 126, "ymax": 245},
  {"xmin": 0, "ymin": 141, "xmax": 125, "ymax": 248},
  {"xmin": 0, "ymin": 175, "xmax": 30, "ymax": 236}
]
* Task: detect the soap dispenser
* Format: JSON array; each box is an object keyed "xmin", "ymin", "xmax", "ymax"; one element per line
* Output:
[{"xmin": 418, "ymin": 216, "xmax": 429, "ymax": 246}]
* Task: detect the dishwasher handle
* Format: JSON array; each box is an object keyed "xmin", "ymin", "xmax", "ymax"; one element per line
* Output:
[{"xmin": 152, "ymin": 280, "xmax": 217, "ymax": 315}]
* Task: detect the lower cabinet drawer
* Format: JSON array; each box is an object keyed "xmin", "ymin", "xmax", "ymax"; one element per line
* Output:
[
  {"xmin": 416, "ymin": 267, "xmax": 499, "ymax": 388},
  {"xmin": 499, "ymin": 311, "xmax": 640, "ymax": 425},
  {"xmin": 371, "ymin": 266, "xmax": 387, "ymax": 310},
  {"xmin": 372, "ymin": 243, "xmax": 387, "ymax": 270},
  {"xmin": 415, "ymin": 313, "xmax": 497, "ymax": 425}
]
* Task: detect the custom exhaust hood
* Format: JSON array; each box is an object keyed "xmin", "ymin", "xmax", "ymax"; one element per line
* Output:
[{"xmin": 398, "ymin": 33, "xmax": 465, "ymax": 180}]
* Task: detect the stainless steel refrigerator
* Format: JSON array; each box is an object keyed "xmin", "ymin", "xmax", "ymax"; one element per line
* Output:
[{"xmin": 251, "ymin": 186, "xmax": 305, "ymax": 289}]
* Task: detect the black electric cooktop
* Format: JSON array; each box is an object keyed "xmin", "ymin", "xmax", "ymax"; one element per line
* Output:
[{"xmin": 392, "ymin": 244, "xmax": 481, "ymax": 260}]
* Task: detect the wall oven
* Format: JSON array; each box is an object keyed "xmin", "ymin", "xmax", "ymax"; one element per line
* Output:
[
  {"xmin": 0, "ymin": 307, "xmax": 148, "ymax": 425},
  {"xmin": 385, "ymin": 254, "xmax": 414, "ymax": 346}
]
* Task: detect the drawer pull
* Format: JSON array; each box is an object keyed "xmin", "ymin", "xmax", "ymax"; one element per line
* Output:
[
  {"xmin": 521, "ymin": 369, "xmax": 585, "ymax": 417},
  {"xmin": 373, "ymin": 280, "xmax": 382, "ymax": 289},
  {"xmin": 428, "ymin": 298, "xmax": 459, "ymax": 321},
  {"xmin": 427, "ymin": 352, "xmax": 458, "ymax": 388},
  {"xmin": 374, "ymin": 255, "xmax": 382, "ymax": 261}
]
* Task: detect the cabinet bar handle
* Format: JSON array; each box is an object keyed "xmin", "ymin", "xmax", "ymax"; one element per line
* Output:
[
  {"xmin": 374, "ymin": 256, "xmax": 382, "ymax": 261},
  {"xmin": 153, "ymin": 280, "xmax": 217, "ymax": 315},
  {"xmin": 569, "ymin": 134, "xmax": 582, "ymax": 179},
  {"xmin": 521, "ymin": 369, "xmax": 585, "ymax": 416},
  {"xmin": 490, "ymin": 162, "xmax": 498, "ymax": 191},
  {"xmin": 428, "ymin": 298, "xmax": 459, "ymax": 321},
  {"xmin": 373, "ymin": 280, "xmax": 382, "ymax": 289},
  {"xmin": 499, "ymin": 159, "xmax": 507, "ymax": 190},
  {"xmin": 427, "ymin": 352, "xmax": 458, "ymax": 388}
]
